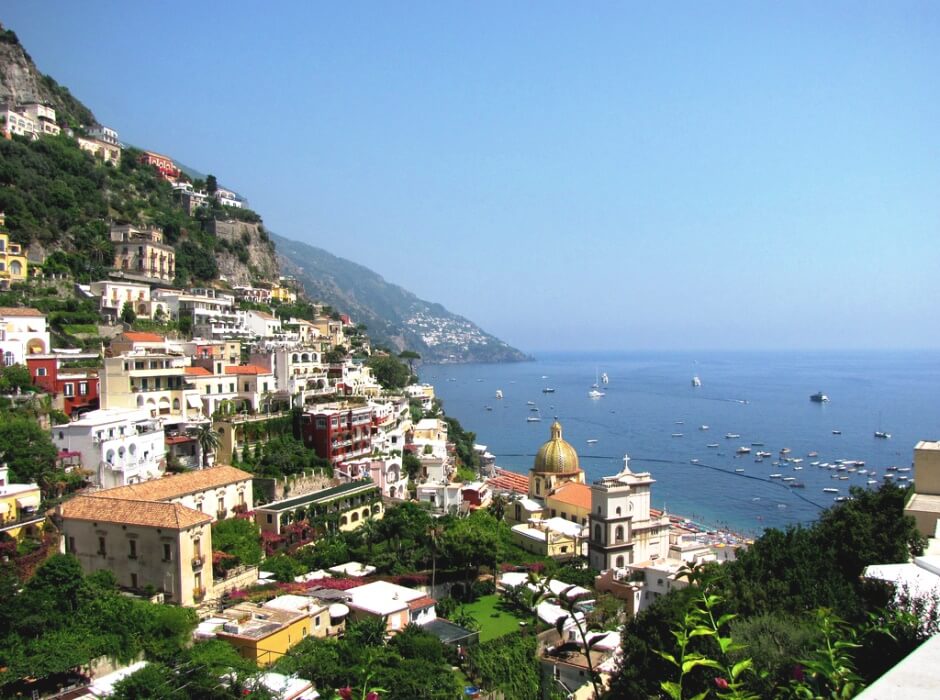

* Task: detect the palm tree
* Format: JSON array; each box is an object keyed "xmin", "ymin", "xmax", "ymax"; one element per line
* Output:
[
  {"xmin": 489, "ymin": 493, "xmax": 507, "ymax": 522},
  {"xmin": 191, "ymin": 423, "xmax": 221, "ymax": 468}
]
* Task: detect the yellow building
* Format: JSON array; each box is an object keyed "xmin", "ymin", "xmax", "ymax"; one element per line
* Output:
[
  {"xmin": 0, "ymin": 219, "xmax": 28, "ymax": 288},
  {"xmin": 269, "ymin": 285, "xmax": 297, "ymax": 304},
  {"xmin": 0, "ymin": 465, "xmax": 42, "ymax": 542},
  {"xmin": 215, "ymin": 601, "xmax": 311, "ymax": 666},
  {"xmin": 545, "ymin": 480, "xmax": 592, "ymax": 526},
  {"xmin": 528, "ymin": 421, "xmax": 586, "ymax": 501}
]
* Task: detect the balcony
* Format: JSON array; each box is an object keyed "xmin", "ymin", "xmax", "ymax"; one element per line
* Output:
[
  {"xmin": 216, "ymin": 509, "xmax": 227, "ymax": 521},
  {"xmin": 193, "ymin": 586, "xmax": 206, "ymax": 601},
  {"xmin": 191, "ymin": 555, "xmax": 204, "ymax": 569},
  {"xmin": 233, "ymin": 503, "xmax": 249, "ymax": 515}
]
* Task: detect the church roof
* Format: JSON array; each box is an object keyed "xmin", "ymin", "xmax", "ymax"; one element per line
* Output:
[
  {"xmin": 549, "ymin": 481, "xmax": 592, "ymax": 510},
  {"xmin": 533, "ymin": 421, "xmax": 581, "ymax": 475}
]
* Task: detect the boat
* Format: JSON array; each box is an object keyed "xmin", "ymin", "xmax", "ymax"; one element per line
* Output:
[
  {"xmin": 769, "ymin": 473, "xmax": 782, "ymax": 478},
  {"xmin": 874, "ymin": 431, "xmax": 891, "ymax": 439},
  {"xmin": 690, "ymin": 458, "xmax": 700, "ymax": 464},
  {"xmin": 692, "ymin": 376, "xmax": 702, "ymax": 388},
  {"xmin": 823, "ymin": 487, "xmax": 839, "ymax": 493},
  {"xmin": 897, "ymin": 467, "xmax": 911, "ymax": 473},
  {"xmin": 751, "ymin": 442, "xmax": 765, "ymax": 447},
  {"xmin": 725, "ymin": 433, "xmax": 741, "ymax": 439},
  {"xmin": 807, "ymin": 451, "xmax": 818, "ymax": 458},
  {"xmin": 484, "ymin": 406, "xmax": 493, "ymax": 411},
  {"xmin": 832, "ymin": 430, "xmax": 842, "ymax": 435},
  {"xmin": 601, "ymin": 372, "xmax": 609, "ymax": 384},
  {"xmin": 671, "ymin": 433, "xmax": 684, "ymax": 438},
  {"xmin": 810, "ymin": 391, "xmax": 830, "ymax": 403},
  {"xmin": 736, "ymin": 446, "xmax": 751, "ymax": 455},
  {"xmin": 867, "ymin": 479, "xmax": 878, "ymax": 485},
  {"xmin": 707, "ymin": 443, "xmax": 719, "ymax": 448},
  {"xmin": 542, "ymin": 388, "xmax": 555, "ymax": 393},
  {"xmin": 527, "ymin": 401, "xmax": 536, "ymax": 406},
  {"xmin": 588, "ymin": 389, "xmax": 605, "ymax": 399},
  {"xmin": 756, "ymin": 451, "xmax": 772, "ymax": 458},
  {"xmin": 789, "ymin": 482, "xmax": 805, "ymax": 488},
  {"xmin": 699, "ymin": 425, "xmax": 710, "ymax": 431},
  {"xmin": 735, "ymin": 468, "xmax": 745, "ymax": 473},
  {"xmin": 529, "ymin": 406, "xmax": 539, "ymax": 412},
  {"xmin": 586, "ymin": 439, "xmax": 598, "ymax": 445},
  {"xmin": 780, "ymin": 447, "xmax": 791, "ymax": 455},
  {"xmin": 526, "ymin": 415, "xmax": 542, "ymax": 423},
  {"xmin": 541, "ymin": 375, "xmax": 549, "ymax": 379},
  {"xmin": 794, "ymin": 466, "xmax": 803, "ymax": 471},
  {"xmin": 495, "ymin": 390, "xmax": 503, "ymax": 399},
  {"xmin": 835, "ymin": 496, "xmax": 848, "ymax": 502},
  {"xmin": 782, "ymin": 476, "xmax": 796, "ymax": 482}
]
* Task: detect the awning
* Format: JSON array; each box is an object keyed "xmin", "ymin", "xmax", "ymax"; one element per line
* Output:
[
  {"xmin": 16, "ymin": 494, "xmax": 40, "ymax": 509},
  {"xmin": 186, "ymin": 395, "xmax": 203, "ymax": 409}
]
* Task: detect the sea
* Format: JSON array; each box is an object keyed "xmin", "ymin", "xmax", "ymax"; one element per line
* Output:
[{"xmin": 423, "ymin": 351, "xmax": 940, "ymax": 536}]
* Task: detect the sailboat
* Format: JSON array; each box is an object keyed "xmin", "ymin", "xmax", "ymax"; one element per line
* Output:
[
  {"xmin": 601, "ymin": 372, "xmax": 609, "ymax": 384},
  {"xmin": 691, "ymin": 376, "xmax": 702, "ymax": 388},
  {"xmin": 589, "ymin": 367, "xmax": 605, "ymax": 397}
]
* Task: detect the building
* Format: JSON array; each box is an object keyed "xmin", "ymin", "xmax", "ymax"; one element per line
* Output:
[
  {"xmin": 254, "ymin": 480, "xmax": 383, "ymax": 537},
  {"xmin": 0, "ymin": 307, "xmax": 49, "ymax": 365},
  {"xmin": 346, "ymin": 580, "xmax": 437, "ymax": 635},
  {"xmin": 76, "ymin": 135, "xmax": 121, "ymax": 165},
  {"xmin": 232, "ymin": 285, "xmax": 273, "ymax": 304},
  {"xmin": 99, "ymin": 352, "xmax": 204, "ymax": 422},
  {"xmin": 905, "ymin": 441, "xmax": 940, "ymax": 537},
  {"xmin": 110, "ymin": 224, "xmax": 176, "ymax": 282},
  {"xmin": 238, "ymin": 309, "xmax": 282, "ymax": 339},
  {"xmin": 27, "ymin": 352, "xmax": 100, "ymax": 416},
  {"xmin": 528, "ymin": 421, "xmax": 586, "ymax": 502},
  {"xmin": 588, "ymin": 455, "xmax": 671, "ymax": 571},
  {"xmin": 511, "ymin": 516, "xmax": 584, "ymax": 559},
  {"xmin": 213, "ymin": 187, "xmax": 244, "ymax": 209},
  {"xmin": 546, "ymin": 480, "xmax": 592, "ymax": 526},
  {"xmin": 300, "ymin": 404, "xmax": 374, "ymax": 465},
  {"xmin": 595, "ymin": 561, "xmax": 691, "ymax": 617},
  {"xmin": 89, "ymin": 280, "xmax": 164, "ymax": 321},
  {"xmin": 0, "ymin": 221, "xmax": 28, "ymax": 288},
  {"xmin": 0, "ymin": 464, "xmax": 42, "ymax": 542},
  {"xmin": 214, "ymin": 601, "xmax": 311, "ymax": 666},
  {"xmin": 59, "ymin": 494, "xmax": 213, "ymax": 607},
  {"xmin": 1, "ymin": 106, "xmax": 36, "ymax": 138},
  {"xmin": 87, "ymin": 125, "xmax": 120, "ymax": 146},
  {"xmin": 51, "ymin": 408, "xmax": 165, "ymax": 489},
  {"xmin": 20, "ymin": 103, "xmax": 60, "ymax": 136},
  {"xmin": 270, "ymin": 285, "xmax": 297, "ymax": 304},
  {"xmin": 138, "ymin": 151, "xmax": 180, "ymax": 180}
]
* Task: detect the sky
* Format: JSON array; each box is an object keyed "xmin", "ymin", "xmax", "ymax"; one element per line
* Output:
[{"xmin": 3, "ymin": 2, "xmax": 939, "ymax": 352}]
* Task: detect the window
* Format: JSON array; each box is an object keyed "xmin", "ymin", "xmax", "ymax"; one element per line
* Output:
[
  {"xmin": 79, "ymin": 382, "xmax": 88, "ymax": 396},
  {"xmin": 267, "ymin": 514, "xmax": 273, "ymax": 524},
  {"xmin": 63, "ymin": 383, "xmax": 74, "ymax": 397},
  {"xmin": 129, "ymin": 540, "xmax": 137, "ymax": 558},
  {"xmin": 163, "ymin": 543, "xmax": 172, "ymax": 561},
  {"xmin": 314, "ymin": 615, "xmax": 321, "ymax": 628},
  {"xmin": 67, "ymin": 536, "xmax": 76, "ymax": 554},
  {"xmin": 615, "ymin": 525, "xmax": 624, "ymax": 542},
  {"xmin": 131, "ymin": 573, "xmax": 138, "ymax": 589},
  {"xmin": 36, "ymin": 367, "xmax": 47, "ymax": 377},
  {"xmin": 98, "ymin": 537, "xmax": 106, "ymax": 556}
]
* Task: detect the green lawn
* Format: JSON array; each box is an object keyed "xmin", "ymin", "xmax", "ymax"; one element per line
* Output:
[{"xmin": 461, "ymin": 594, "xmax": 527, "ymax": 642}]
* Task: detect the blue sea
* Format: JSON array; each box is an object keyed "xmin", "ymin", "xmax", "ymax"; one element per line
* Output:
[{"xmin": 423, "ymin": 351, "xmax": 940, "ymax": 535}]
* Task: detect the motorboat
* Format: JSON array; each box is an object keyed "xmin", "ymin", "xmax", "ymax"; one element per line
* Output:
[
  {"xmin": 832, "ymin": 430, "xmax": 842, "ymax": 435},
  {"xmin": 586, "ymin": 439, "xmax": 598, "ymax": 444},
  {"xmin": 736, "ymin": 446, "xmax": 751, "ymax": 455},
  {"xmin": 690, "ymin": 458, "xmax": 699, "ymax": 464},
  {"xmin": 735, "ymin": 468, "xmax": 745, "ymax": 473},
  {"xmin": 789, "ymin": 482, "xmax": 805, "ymax": 488},
  {"xmin": 542, "ymin": 388, "xmax": 556, "ymax": 393},
  {"xmin": 707, "ymin": 443, "xmax": 719, "ymax": 448},
  {"xmin": 699, "ymin": 425, "xmax": 710, "ymax": 431},
  {"xmin": 601, "ymin": 373, "xmax": 609, "ymax": 384},
  {"xmin": 769, "ymin": 473, "xmax": 782, "ymax": 478},
  {"xmin": 751, "ymin": 442, "xmax": 765, "ymax": 447},
  {"xmin": 725, "ymin": 433, "xmax": 741, "ymax": 439},
  {"xmin": 526, "ymin": 415, "xmax": 542, "ymax": 423},
  {"xmin": 692, "ymin": 376, "xmax": 702, "ymax": 387},
  {"xmin": 780, "ymin": 448, "xmax": 791, "ymax": 455},
  {"xmin": 527, "ymin": 401, "xmax": 536, "ymax": 406},
  {"xmin": 875, "ymin": 431, "xmax": 891, "ymax": 439},
  {"xmin": 810, "ymin": 392, "xmax": 830, "ymax": 403},
  {"xmin": 756, "ymin": 451, "xmax": 772, "ymax": 458},
  {"xmin": 671, "ymin": 433, "xmax": 684, "ymax": 438},
  {"xmin": 588, "ymin": 389, "xmax": 605, "ymax": 399},
  {"xmin": 496, "ymin": 390, "xmax": 503, "ymax": 399},
  {"xmin": 823, "ymin": 487, "xmax": 839, "ymax": 493}
]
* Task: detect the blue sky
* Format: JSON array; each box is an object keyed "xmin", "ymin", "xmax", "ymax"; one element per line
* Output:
[{"xmin": 4, "ymin": 2, "xmax": 939, "ymax": 351}]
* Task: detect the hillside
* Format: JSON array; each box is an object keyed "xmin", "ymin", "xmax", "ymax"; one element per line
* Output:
[{"xmin": 273, "ymin": 233, "xmax": 530, "ymax": 363}]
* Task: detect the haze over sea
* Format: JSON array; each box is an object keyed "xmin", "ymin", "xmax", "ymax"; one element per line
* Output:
[{"xmin": 425, "ymin": 351, "xmax": 940, "ymax": 535}]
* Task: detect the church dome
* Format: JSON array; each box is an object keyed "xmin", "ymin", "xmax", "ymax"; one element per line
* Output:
[{"xmin": 533, "ymin": 421, "xmax": 581, "ymax": 474}]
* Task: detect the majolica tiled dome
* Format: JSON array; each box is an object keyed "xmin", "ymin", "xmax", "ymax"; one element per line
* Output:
[{"xmin": 533, "ymin": 421, "xmax": 581, "ymax": 474}]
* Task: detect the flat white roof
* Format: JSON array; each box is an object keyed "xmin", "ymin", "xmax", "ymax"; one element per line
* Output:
[
  {"xmin": 348, "ymin": 580, "xmax": 426, "ymax": 617},
  {"xmin": 543, "ymin": 517, "xmax": 585, "ymax": 538},
  {"xmin": 58, "ymin": 408, "xmax": 152, "ymax": 427}
]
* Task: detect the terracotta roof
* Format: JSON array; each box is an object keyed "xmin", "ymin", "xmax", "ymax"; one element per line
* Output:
[
  {"xmin": 165, "ymin": 435, "xmax": 196, "ymax": 445},
  {"xmin": 122, "ymin": 331, "xmax": 165, "ymax": 342},
  {"xmin": 487, "ymin": 468, "xmax": 529, "ymax": 495},
  {"xmin": 94, "ymin": 465, "xmax": 252, "ymax": 502},
  {"xmin": 548, "ymin": 482, "xmax": 592, "ymax": 510},
  {"xmin": 223, "ymin": 365, "xmax": 270, "ymax": 375},
  {"xmin": 185, "ymin": 366, "xmax": 212, "ymax": 376},
  {"xmin": 407, "ymin": 595, "xmax": 437, "ymax": 610},
  {"xmin": 0, "ymin": 307, "xmax": 43, "ymax": 317},
  {"xmin": 60, "ymin": 495, "xmax": 211, "ymax": 529}
]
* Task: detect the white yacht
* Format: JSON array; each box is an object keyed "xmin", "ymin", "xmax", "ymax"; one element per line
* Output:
[
  {"xmin": 495, "ymin": 389, "xmax": 503, "ymax": 399},
  {"xmin": 588, "ymin": 389, "xmax": 605, "ymax": 399},
  {"xmin": 692, "ymin": 376, "xmax": 702, "ymax": 387}
]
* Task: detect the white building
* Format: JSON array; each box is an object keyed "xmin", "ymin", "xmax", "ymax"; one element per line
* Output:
[
  {"xmin": 20, "ymin": 103, "xmax": 60, "ymax": 136},
  {"xmin": 214, "ymin": 188, "xmax": 244, "ymax": 209},
  {"xmin": 1, "ymin": 108, "xmax": 37, "ymax": 138},
  {"xmin": 52, "ymin": 408, "xmax": 166, "ymax": 489},
  {"xmin": 237, "ymin": 309, "xmax": 282, "ymax": 339},
  {"xmin": 0, "ymin": 307, "xmax": 49, "ymax": 366},
  {"xmin": 87, "ymin": 125, "xmax": 119, "ymax": 146},
  {"xmin": 347, "ymin": 580, "xmax": 437, "ymax": 633},
  {"xmin": 89, "ymin": 280, "xmax": 166, "ymax": 321},
  {"xmin": 588, "ymin": 455, "xmax": 671, "ymax": 571}
]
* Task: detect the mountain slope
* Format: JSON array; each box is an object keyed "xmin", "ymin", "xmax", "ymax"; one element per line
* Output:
[{"xmin": 272, "ymin": 233, "xmax": 529, "ymax": 364}]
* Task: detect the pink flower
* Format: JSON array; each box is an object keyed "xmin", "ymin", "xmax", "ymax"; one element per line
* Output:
[
  {"xmin": 792, "ymin": 665, "xmax": 805, "ymax": 682},
  {"xmin": 366, "ymin": 693, "xmax": 380, "ymax": 700},
  {"xmin": 338, "ymin": 687, "xmax": 353, "ymax": 700},
  {"xmin": 714, "ymin": 677, "xmax": 729, "ymax": 689}
]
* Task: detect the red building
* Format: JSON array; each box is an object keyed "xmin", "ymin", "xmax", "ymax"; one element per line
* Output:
[
  {"xmin": 301, "ymin": 404, "xmax": 374, "ymax": 465},
  {"xmin": 26, "ymin": 354, "xmax": 100, "ymax": 416},
  {"xmin": 138, "ymin": 151, "xmax": 180, "ymax": 181}
]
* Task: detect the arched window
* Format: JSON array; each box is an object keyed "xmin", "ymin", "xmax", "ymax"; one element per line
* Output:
[
  {"xmin": 173, "ymin": 398, "xmax": 180, "ymax": 410},
  {"xmin": 340, "ymin": 515, "xmax": 348, "ymax": 526},
  {"xmin": 594, "ymin": 524, "xmax": 601, "ymax": 542},
  {"xmin": 292, "ymin": 354, "xmax": 299, "ymax": 363},
  {"xmin": 616, "ymin": 555, "xmax": 625, "ymax": 568},
  {"xmin": 615, "ymin": 525, "xmax": 624, "ymax": 542},
  {"xmin": 351, "ymin": 512, "xmax": 359, "ymax": 522},
  {"xmin": 616, "ymin": 506, "xmax": 622, "ymax": 516}
]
